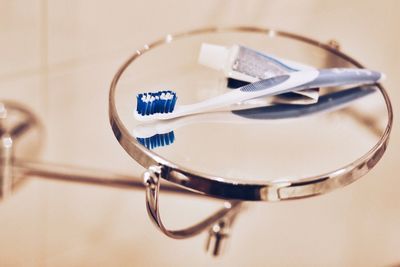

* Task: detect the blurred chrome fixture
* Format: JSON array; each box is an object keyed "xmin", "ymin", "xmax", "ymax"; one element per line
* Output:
[{"xmin": 0, "ymin": 101, "xmax": 42, "ymax": 200}]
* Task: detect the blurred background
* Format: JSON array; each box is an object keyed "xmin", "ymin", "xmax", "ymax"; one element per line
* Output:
[{"xmin": 0, "ymin": 0, "xmax": 399, "ymax": 266}]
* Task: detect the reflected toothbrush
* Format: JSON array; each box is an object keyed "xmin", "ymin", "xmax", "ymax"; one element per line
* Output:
[
  {"xmin": 135, "ymin": 68, "xmax": 384, "ymax": 122},
  {"xmin": 133, "ymin": 86, "xmax": 376, "ymax": 149}
]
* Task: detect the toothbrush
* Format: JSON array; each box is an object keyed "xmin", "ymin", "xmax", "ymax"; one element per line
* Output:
[
  {"xmin": 135, "ymin": 68, "xmax": 384, "ymax": 121},
  {"xmin": 134, "ymin": 86, "xmax": 376, "ymax": 149}
]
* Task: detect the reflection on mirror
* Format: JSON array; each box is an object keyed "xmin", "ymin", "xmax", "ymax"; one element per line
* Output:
[
  {"xmin": 133, "ymin": 86, "xmax": 377, "ymax": 150},
  {"xmin": 113, "ymin": 28, "xmax": 391, "ymax": 185}
]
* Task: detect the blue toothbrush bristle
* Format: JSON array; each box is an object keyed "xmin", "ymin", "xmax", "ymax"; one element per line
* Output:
[
  {"xmin": 136, "ymin": 131, "xmax": 175, "ymax": 150},
  {"xmin": 136, "ymin": 90, "xmax": 177, "ymax": 116}
]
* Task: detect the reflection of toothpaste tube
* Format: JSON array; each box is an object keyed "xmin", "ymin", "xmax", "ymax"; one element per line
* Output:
[{"xmin": 198, "ymin": 43, "xmax": 319, "ymax": 102}]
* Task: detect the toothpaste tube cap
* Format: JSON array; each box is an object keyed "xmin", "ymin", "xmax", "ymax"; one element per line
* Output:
[{"xmin": 198, "ymin": 43, "xmax": 229, "ymax": 71}]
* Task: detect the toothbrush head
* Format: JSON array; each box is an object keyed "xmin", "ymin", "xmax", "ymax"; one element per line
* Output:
[
  {"xmin": 136, "ymin": 90, "xmax": 177, "ymax": 116},
  {"xmin": 136, "ymin": 131, "xmax": 175, "ymax": 150}
]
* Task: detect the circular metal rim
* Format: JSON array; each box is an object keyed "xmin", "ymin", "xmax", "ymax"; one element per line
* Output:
[{"xmin": 108, "ymin": 26, "xmax": 393, "ymax": 201}]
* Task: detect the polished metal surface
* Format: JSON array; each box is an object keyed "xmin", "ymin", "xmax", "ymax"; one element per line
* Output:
[
  {"xmin": 144, "ymin": 164, "xmax": 242, "ymax": 245},
  {"xmin": 109, "ymin": 26, "xmax": 393, "ymax": 201},
  {"xmin": 15, "ymin": 160, "xmax": 191, "ymax": 195}
]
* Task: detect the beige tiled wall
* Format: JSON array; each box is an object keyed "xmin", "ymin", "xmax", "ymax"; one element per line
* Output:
[
  {"xmin": 0, "ymin": 1, "xmax": 399, "ymax": 266},
  {"xmin": 0, "ymin": 0, "xmax": 47, "ymax": 115}
]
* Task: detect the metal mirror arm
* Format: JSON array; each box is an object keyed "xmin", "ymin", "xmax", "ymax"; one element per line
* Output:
[
  {"xmin": 14, "ymin": 160, "xmax": 192, "ymax": 195},
  {"xmin": 13, "ymin": 160, "xmax": 244, "ymax": 255},
  {"xmin": 144, "ymin": 165, "xmax": 243, "ymax": 256},
  {"xmin": 0, "ymin": 100, "xmax": 245, "ymax": 256},
  {"xmin": 5, "ymin": 161, "xmax": 244, "ymax": 255},
  {"xmin": 0, "ymin": 101, "xmax": 194, "ymax": 198}
]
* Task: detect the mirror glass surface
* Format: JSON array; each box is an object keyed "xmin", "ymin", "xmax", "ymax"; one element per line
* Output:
[{"xmin": 114, "ymin": 29, "xmax": 389, "ymax": 183}]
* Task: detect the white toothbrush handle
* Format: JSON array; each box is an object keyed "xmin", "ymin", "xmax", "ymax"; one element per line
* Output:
[
  {"xmin": 293, "ymin": 68, "xmax": 384, "ymax": 90},
  {"xmin": 174, "ymin": 70, "xmax": 319, "ymax": 117},
  {"xmin": 175, "ymin": 68, "xmax": 383, "ymax": 118},
  {"xmin": 136, "ymin": 68, "xmax": 384, "ymax": 121}
]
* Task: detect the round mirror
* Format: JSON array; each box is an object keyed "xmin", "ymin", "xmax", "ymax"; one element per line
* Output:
[{"xmin": 109, "ymin": 27, "xmax": 392, "ymax": 201}]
